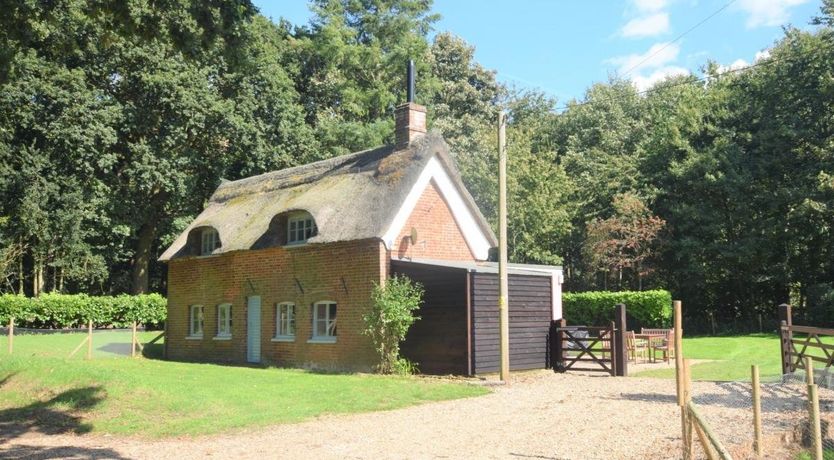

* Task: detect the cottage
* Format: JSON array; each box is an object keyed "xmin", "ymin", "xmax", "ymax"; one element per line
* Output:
[{"xmin": 160, "ymin": 97, "xmax": 564, "ymax": 374}]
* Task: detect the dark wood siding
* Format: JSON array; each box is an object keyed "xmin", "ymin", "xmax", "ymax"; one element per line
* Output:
[
  {"xmin": 471, "ymin": 273, "xmax": 552, "ymax": 373},
  {"xmin": 392, "ymin": 261, "xmax": 469, "ymax": 375}
]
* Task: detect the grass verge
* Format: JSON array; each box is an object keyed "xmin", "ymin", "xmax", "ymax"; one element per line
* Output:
[{"xmin": 0, "ymin": 331, "xmax": 488, "ymax": 438}]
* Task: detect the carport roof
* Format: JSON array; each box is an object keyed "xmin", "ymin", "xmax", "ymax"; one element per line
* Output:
[{"xmin": 393, "ymin": 258, "xmax": 562, "ymax": 277}]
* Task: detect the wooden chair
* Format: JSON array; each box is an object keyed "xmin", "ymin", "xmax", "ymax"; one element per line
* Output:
[
  {"xmin": 652, "ymin": 329, "xmax": 676, "ymax": 363},
  {"xmin": 599, "ymin": 332, "xmax": 611, "ymax": 360},
  {"xmin": 626, "ymin": 331, "xmax": 649, "ymax": 363}
]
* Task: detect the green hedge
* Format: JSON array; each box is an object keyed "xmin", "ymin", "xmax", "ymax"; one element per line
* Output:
[
  {"xmin": 563, "ymin": 290, "xmax": 672, "ymax": 328},
  {"xmin": 0, "ymin": 293, "xmax": 167, "ymax": 328}
]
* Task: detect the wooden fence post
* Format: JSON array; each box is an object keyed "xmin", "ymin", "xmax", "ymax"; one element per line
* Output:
[
  {"xmin": 552, "ymin": 319, "xmax": 566, "ymax": 372},
  {"xmin": 804, "ymin": 356, "xmax": 823, "ymax": 460},
  {"xmin": 675, "ymin": 300, "xmax": 684, "ymax": 405},
  {"xmin": 752, "ymin": 365, "xmax": 762, "ymax": 458},
  {"xmin": 7, "ymin": 317, "xmax": 13, "ymax": 355},
  {"xmin": 779, "ymin": 303, "xmax": 792, "ymax": 374},
  {"xmin": 674, "ymin": 301, "xmax": 690, "ymax": 459},
  {"xmin": 131, "ymin": 321, "xmax": 137, "ymax": 358},
  {"xmin": 683, "ymin": 358, "xmax": 694, "ymax": 460},
  {"xmin": 614, "ymin": 303, "xmax": 627, "ymax": 377},
  {"xmin": 86, "ymin": 320, "xmax": 92, "ymax": 360},
  {"xmin": 601, "ymin": 321, "xmax": 621, "ymax": 377}
]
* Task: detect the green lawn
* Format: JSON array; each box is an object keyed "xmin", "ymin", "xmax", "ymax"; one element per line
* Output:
[
  {"xmin": 796, "ymin": 450, "xmax": 834, "ymax": 460},
  {"xmin": 0, "ymin": 331, "xmax": 488, "ymax": 438},
  {"xmin": 633, "ymin": 333, "xmax": 784, "ymax": 381}
]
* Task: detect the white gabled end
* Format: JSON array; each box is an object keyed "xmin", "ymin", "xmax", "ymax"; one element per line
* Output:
[{"xmin": 382, "ymin": 156, "xmax": 492, "ymax": 260}]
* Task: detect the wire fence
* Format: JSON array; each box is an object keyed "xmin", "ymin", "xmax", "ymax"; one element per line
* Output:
[
  {"xmin": 686, "ymin": 369, "xmax": 834, "ymax": 459},
  {"xmin": 0, "ymin": 326, "xmax": 165, "ymax": 360}
]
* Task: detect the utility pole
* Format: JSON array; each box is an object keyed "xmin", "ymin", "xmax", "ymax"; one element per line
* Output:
[{"xmin": 498, "ymin": 111, "xmax": 510, "ymax": 382}]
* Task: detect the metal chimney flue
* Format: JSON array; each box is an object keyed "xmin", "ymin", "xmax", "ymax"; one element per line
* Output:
[
  {"xmin": 395, "ymin": 59, "xmax": 426, "ymax": 149},
  {"xmin": 406, "ymin": 60, "xmax": 415, "ymax": 103}
]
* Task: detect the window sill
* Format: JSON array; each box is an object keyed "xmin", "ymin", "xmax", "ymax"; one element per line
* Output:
[
  {"xmin": 185, "ymin": 335, "xmax": 203, "ymax": 340},
  {"xmin": 307, "ymin": 337, "xmax": 337, "ymax": 344},
  {"xmin": 271, "ymin": 336, "xmax": 295, "ymax": 343},
  {"xmin": 284, "ymin": 242, "xmax": 310, "ymax": 248},
  {"xmin": 212, "ymin": 336, "xmax": 232, "ymax": 341}
]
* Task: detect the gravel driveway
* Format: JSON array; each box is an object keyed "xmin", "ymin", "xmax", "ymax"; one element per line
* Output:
[{"xmin": 3, "ymin": 370, "xmax": 689, "ymax": 460}]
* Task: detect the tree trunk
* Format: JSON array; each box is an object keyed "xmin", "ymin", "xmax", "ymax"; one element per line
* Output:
[
  {"xmin": 637, "ymin": 261, "xmax": 643, "ymax": 291},
  {"xmin": 131, "ymin": 219, "xmax": 158, "ymax": 294},
  {"xmin": 33, "ymin": 259, "xmax": 44, "ymax": 297},
  {"xmin": 17, "ymin": 241, "xmax": 24, "ymax": 295}
]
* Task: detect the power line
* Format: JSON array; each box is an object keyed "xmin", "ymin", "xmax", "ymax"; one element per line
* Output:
[{"xmin": 619, "ymin": 0, "xmax": 737, "ymax": 78}]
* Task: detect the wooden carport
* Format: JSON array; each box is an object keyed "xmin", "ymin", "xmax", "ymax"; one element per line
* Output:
[{"xmin": 391, "ymin": 258, "xmax": 563, "ymax": 375}]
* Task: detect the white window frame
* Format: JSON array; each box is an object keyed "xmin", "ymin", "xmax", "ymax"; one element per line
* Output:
[
  {"xmin": 201, "ymin": 228, "xmax": 219, "ymax": 256},
  {"xmin": 287, "ymin": 215, "xmax": 316, "ymax": 245},
  {"xmin": 188, "ymin": 305, "xmax": 204, "ymax": 339},
  {"xmin": 309, "ymin": 301, "xmax": 337, "ymax": 343},
  {"xmin": 214, "ymin": 303, "xmax": 232, "ymax": 340},
  {"xmin": 273, "ymin": 302, "xmax": 296, "ymax": 342}
]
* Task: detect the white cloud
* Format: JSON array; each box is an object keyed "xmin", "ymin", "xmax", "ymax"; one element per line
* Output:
[
  {"xmin": 622, "ymin": 13, "xmax": 671, "ymax": 37},
  {"xmin": 607, "ymin": 42, "xmax": 681, "ymax": 74},
  {"xmin": 754, "ymin": 49, "xmax": 772, "ymax": 62},
  {"xmin": 632, "ymin": 66, "xmax": 690, "ymax": 91},
  {"xmin": 608, "ymin": 42, "xmax": 690, "ymax": 91},
  {"xmin": 737, "ymin": 0, "xmax": 809, "ymax": 28},
  {"xmin": 634, "ymin": 0, "xmax": 669, "ymax": 12},
  {"xmin": 716, "ymin": 59, "xmax": 750, "ymax": 74}
]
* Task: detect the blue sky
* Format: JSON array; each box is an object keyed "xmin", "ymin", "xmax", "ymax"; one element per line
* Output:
[{"xmin": 255, "ymin": 0, "xmax": 823, "ymax": 104}]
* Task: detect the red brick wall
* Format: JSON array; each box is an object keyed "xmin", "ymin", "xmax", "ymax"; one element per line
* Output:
[
  {"xmin": 390, "ymin": 180, "xmax": 478, "ymax": 261},
  {"xmin": 166, "ymin": 239, "xmax": 385, "ymax": 370}
]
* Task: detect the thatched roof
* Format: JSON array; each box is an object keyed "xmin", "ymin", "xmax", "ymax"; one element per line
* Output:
[{"xmin": 159, "ymin": 132, "xmax": 498, "ymax": 261}]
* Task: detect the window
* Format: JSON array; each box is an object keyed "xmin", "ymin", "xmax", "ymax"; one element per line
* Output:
[
  {"xmin": 287, "ymin": 215, "xmax": 317, "ymax": 245},
  {"xmin": 310, "ymin": 301, "xmax": 337, "ymax": 342},
  {"xmin": 216, "ymin": 303, "xmax": 232, "ymax": 338},
  {"xmin": 189, "ymin": 305, "xmax": 204, "ymax": 338},
  {"xmin": 274, "ymin": 303, "xmax": 295, "ymax": 341},
  {"xmin": 201, "ymin": 228, "xmax": 219, "ymax": 256}
]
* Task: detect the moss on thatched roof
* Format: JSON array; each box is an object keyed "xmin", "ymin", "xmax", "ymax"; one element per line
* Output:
[{"xmin": 159, "ymin": 132, "xmax": 496, "ymax": 261}]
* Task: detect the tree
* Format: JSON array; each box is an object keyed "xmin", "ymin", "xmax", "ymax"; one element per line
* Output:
[
  {"xmin": 547, "ymin": 80, "xmax": 651, "ymax": 289},
  {"xmin": 456, "ymin": 92, "xmax": 574, "ymax": 266},
  {"xmin": 0, "ymin": 2, "xmax": 316, "ymax": 295},
  {"xmin": 427, "ymin": 32, "xmax": 504, "ymax": 154},
  {"xmin": 292, "ymin": 0, "xmax": 439, "ymax": 155},
  {"xmin": 0, "ymin": 53, "xmax": 117, "ymax": 295},
  {"xmin": 584, "ymin": 193, "xmax": 665, "ymax": 290}
]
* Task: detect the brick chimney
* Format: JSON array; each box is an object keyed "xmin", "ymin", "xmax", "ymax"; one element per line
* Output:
[
  {"xmin": 395, "ymin": 102, "xmax": 427, "ymax": 149},
  {"xmin": 395, "ymin": 60, "xmax": 427, "ymax": 149}
]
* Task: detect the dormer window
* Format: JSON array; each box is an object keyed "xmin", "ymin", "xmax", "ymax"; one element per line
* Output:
[
  {"xmin": 287, "ymin": 215, "xmax": 317, "ymax": 245},
  {"xmin": 201, "ymin": 228, "xmax": 220, "ymax": 255}
]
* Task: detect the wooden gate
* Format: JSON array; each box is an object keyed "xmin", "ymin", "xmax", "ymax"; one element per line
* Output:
[
  {"xmin": 549, "ymin": 304, "xmax": 628, "ymax": 377},
  {"xmin": 778, "ymin": 304, "xmax": 834, "ymax": 375},
  {"xmin": 552, "ymin": 325, "xmax": 617, "ymax": 375}
]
